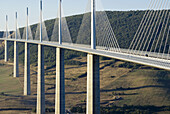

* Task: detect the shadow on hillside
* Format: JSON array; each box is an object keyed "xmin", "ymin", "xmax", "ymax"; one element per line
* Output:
[
  {"xmin": 0, "ymin": 108, "xmax": 31, "ymax": 111},
  {"xmin": 77, "ymin": 73, "xmax": 87, "ymax": 78},
  {"xmin": 42, "ymin": 61, "xmax": 114, "ymax": 78},
  {"xmin": 34, "ymin": 85, "xmax": 167, "ymax": 96},
  {"xmin": 73, "ymin": 61, "xmax": 115, "ymax": 79},
  {"xmin": 42, "ymin": 91, "xmax": 87, "ymax": 95},
  {"xmin": 100, "ymin": 61, "xmax": 114, "ymax": 70},
  {"xmin": 101, "ymin": 85, "xmax": 166, "ymax": 92},
  {"xmin": 66, "ymin": 91, "xmax": 86, "ymax": 94},
  {"xmin": 65, "ymin": 64, "xmax": 87, "ymax": 69},
  {"xmin": 0, "ymin": 94, "xmax": 23, "ymax": 98}
]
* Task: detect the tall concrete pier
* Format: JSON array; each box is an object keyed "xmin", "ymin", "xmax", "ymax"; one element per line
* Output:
[
  {"xmin": 14, "ymin": 41, "xmax": 19, "ymax": 77},
  {"xmin": 37, "ymin": 1, "xmax": 45, "ymax": 114},
  {"xmin": 24, "ymin": 43, "xmax": 31, "ymax": 95},
  {"xmin": 55, "ymin": 0, "xmax": 65, "ymax": 113},
  {"xmin": 24, "ymin": 7, "xmax": 31, "ymax": 96},
  {"xmin": 4, "ymin": 40, "xmax": 9, "ymax": 62},
  {"xmin": 55, "ymin": 48, "xmax": 65, "ymax": 114},
  {"xmin": 37, "ymin": 44, "xmax": 45, "ymax": 114},
  {"xmin": 87, "ymin": 54, "xmax": 100, "ymax": 114},
  {"xmin": 14, "ymin": 12, "xmax": 19, "ymax": 78},
  {"xmin": 86, "ymin": 0, "xmax": 100, "ymax": 114},
  {"xmin": 5, "ymin": 15, "xmax": 9, "ymax": 62}
]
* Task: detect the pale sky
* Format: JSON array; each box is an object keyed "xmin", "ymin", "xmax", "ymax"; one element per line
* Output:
[{"xmin": 0, "ymin": 0, "xmax": 149, "ymax": 31}]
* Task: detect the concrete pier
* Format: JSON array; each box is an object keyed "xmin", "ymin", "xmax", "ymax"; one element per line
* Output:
[
  {"xmin": 87, "ymin": 54, "xmax": 100, "ymax": 114},
  {"xmin": 5, "ymin": 15, "xmax": 9, "ymax": 62},
  {"xmin": 37, "ymin": 44, "xmax": 45, "ymax": 114},
  {"xmin": 4, "ymin": 40, "xmax": 9, "ymax": 62},
  {"xmin": 14, "ymin": 41, "xmax": 19, "ymax": 77},
  {"xmin": 55, "ymin": 47, "xmax": 65, "ymax": 114},
  {"xmin": 24, "ymin": 42, "xmax": 31, "ymax": 95}
]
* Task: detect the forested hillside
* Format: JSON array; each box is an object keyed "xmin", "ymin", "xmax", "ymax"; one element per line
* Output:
[
  {"xmin": 0, "ymin": 10, "xmax": 145, "ymax": 65},
  {"xmin": 44, "ymin": 11, "xmax": 144, "ymax": 48}
]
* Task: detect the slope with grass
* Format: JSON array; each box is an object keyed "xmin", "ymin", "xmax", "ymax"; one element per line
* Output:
[{"xmin": 0, "ymin": 57, "xmax": 169, "ymax": 113}]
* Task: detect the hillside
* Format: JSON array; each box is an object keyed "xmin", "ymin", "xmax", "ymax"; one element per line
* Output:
[
  {"xmin": 0, "ymin": 58, "xmax": 170, "ymax": 113},
  {"xmin": 0, "ymin": 10, "xmax": 170, "ymax": 113},
  {"xmin": 40, "ymin": 11, "xmax": 144, "ymax": 48},
  {"xmin": 0, "ymin": 10, "xmax": 146, "ymax": 65}
]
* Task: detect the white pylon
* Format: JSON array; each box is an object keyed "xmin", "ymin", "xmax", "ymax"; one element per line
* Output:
[
  {"xmin": 40, "ymin": 0, "xmax": 43, "ymax": 42},
  {"xmin": 91, "ymin": 0, "xmax": 96, "ymax": 49},
  {"xmin": 59, "ymin": 0, "xmax": 62, "ymax": 44}
]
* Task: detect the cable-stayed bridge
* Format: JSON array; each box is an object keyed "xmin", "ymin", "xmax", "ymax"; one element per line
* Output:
[{"xmin": 0, "ymin": 0, "xmax": 169, "ymax": 114}]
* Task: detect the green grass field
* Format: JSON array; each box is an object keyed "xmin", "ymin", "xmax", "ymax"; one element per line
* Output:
[{"xmin": 0, "ymin": 62, "xmax": 22, "ymax": 95}]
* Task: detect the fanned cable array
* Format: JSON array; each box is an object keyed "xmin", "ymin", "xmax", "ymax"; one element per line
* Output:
[
  {"xmin": 76, "ymin": 0, "xmax": 120, "ymax": 51},
  {"xmin": 22, "ymin": 26, "xmax": 33, "ymax": 40},
  {"xmin": 2, "ymin": 16, "xmax": 10, "ymax": 39},
  {"xmin": 51, "ymin": 18, "xmax": 59, "ymax": 42},
  {"xmin": 51, "ymin": 6, "xmax": 72, "ymax": 44},
  {"xmin": 128, "ymin": 0, "xmax": 170, "ymax": 59},
  {"xmin": 16, "ymin": 28, "xmax": 21, "ymax": 39},
  {"xmin": 9, "ymin": 23, "xmax": 21, "ymax": 39},
  {"xmin": 3, "ymin": 31, "xmax": 10, "ymax": 39},
  {"xmin": 13, "ymin": 27, "xmax": 21, "ymax": 39},
  {"xmin": 35, "ymin": 21, "xmax": 49, "ymax": 41},
  {"xmin": 96, "ymin": 0, "xmax": 120, "ymax": 52},
  {"xmin": 76, "ymin": 0, "xmax": 91, "ymax": 46}
]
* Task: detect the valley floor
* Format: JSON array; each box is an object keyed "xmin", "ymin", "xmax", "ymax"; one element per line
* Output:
[{"xmin": 0, "ymin": 58, "xmax": 170, "ymax": 114}]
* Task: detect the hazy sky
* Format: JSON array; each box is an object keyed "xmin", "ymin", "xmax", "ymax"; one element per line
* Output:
[{"xmin": 0, "ymin": 0, "xmax": 149, "ymax": 31}]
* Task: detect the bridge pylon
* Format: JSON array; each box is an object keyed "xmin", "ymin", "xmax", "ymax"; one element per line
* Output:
[
  {"xmin": 37, "ymin": 0, "xmax": 45, "ymax": 114},
  {"xmin": 4, "ymin": 40, "xmax": 9, "ymax": 62},
  {"xmin": 55, "ymin": 0, "xmax": 65, "ymax": 114},
  {"xmin": 37, "ymin": 44, "xmax": 45, "ymax": 114},
  {"xmin": 86, "ymin": 0, "xmax": 100, "ymax": 114},
  {"xmin": 14, "ymin": 12, "xmax": 19, "ymax": 78},
  {"xmin": 4, "ymin": 15, "xmax": 9, "ymax": 62},
  {"xmin": 87, "ymin": 54, "xmax": 100, "ymax": 114},
  {"xmin": 24, "ymin": 7, "xmax": 31, "ymax": 96}
]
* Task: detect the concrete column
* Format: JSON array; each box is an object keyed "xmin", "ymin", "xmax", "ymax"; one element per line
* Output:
[
  {"xmin": 14, "ymin": 41, "xmax": 19, "ymax": 77},
  {"xmin": 87, "ymin": 54, "xmax": 100, "ymax": 114},
  {"xmin": 37, "ymin": 44, "xmax": 45, "ymax": 114},
  {"xmin": 55, "ymin": 47, "xmax": 65, "ymax": 114},
  {"xmin": 4, "ymin": 40, "xmax": 9, "ymax": 62},
  {"xmin": 24, "ymin": 42, "xmax": 31, "ymax": 95},
  {"xmin": 4, "ymin": 15, "xmax": 9, "ymax": 62}
]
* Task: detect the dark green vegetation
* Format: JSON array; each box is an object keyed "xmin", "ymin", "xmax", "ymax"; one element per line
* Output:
[
  {"xmin": 0, "ymin": 10, "xmax": 145, "ymax": 66},
  {"xmin": 31, "ymin": 105, "xmax": 170, "ymax": 113},
  {"xmin": 69, "ymin": 105, "xmax": 170, "ymax": 114}
]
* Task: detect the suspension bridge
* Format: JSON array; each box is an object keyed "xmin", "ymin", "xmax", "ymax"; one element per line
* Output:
[{"xmin": 0, "ymin": 0, "xmax": 169, "ymax": 114}]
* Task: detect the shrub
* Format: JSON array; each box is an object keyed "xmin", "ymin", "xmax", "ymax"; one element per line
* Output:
[
  {"xmin": 32, "ymin": 108, "xmax": 36, "ymax": 113},
  {"xmin": 0, "ymin": 92, "xmax": 5, "ymax": 95},
  {"xmin": 70, "ymin": 106, "xmax": 85, "ymax": 113},
  {"xmin": 45, "ymin": 108, "xmax": 55, "ymax": 112}
]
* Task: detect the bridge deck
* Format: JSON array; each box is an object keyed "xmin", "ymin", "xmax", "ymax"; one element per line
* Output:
[{"xmin": 0, "ymin": 38, "xmax": 170, "ymax": 70}]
